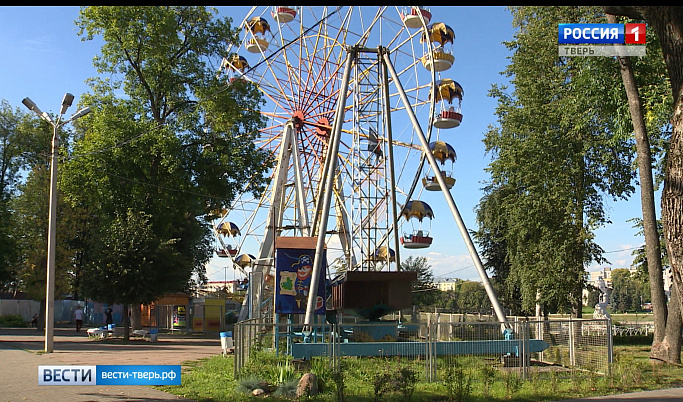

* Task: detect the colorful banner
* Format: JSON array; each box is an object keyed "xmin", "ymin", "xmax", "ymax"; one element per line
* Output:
[{"xmin": 275, "ymin": 247, "xmax": 326, "ymax": 314}]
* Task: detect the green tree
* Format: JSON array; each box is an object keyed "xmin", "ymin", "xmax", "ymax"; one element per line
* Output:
[
  {"xmin": 0, "ymin": 102, "xmax": 23, "ymax": 290},
  {"xmin": 80, "ymin": 210, "xmax": 176, "ymax": 339},
  {"xmin": 0, "ymin": 101, "xmax": 53, "ymax": 291},
  {"xmin": 402, "ymin": 256, "xmax": 438, "ymax": 307},
  {"xmin": 604, "ymin": 9, "xmax": 683, "ymax": 362},
  {"xmin": 605, "ymin": 10, "xmax": 678, "ymax": 363},
  {"xmin": 473, "ymin": 184, "xmax": 523, "ymax": 316},
  {"xmin": 479, "ymin": 6, "xmax": 640, "ymax": 316},
  {"xmin": 61, "ymin": 7, "xmax": 272, "ymax": 318},
  {"xmin": 610, "ymin": 268, "xmax": 647, "ymax": 313},
  {"xmin": 437, "ymin": 289, "xmax": 460, "ymax": 311},
  {"xmin": 457, "ymin": 280, "xmax": 492, "ymax": 314}
]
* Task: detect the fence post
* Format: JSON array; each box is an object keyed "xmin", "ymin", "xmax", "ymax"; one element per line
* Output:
[
  {"xmin": 606, "ymin": 317, "xmax": 613, "ymax": 375},
  {"xmin": 425, "ymin": 315, "xmax": 435, "ymax": 382},
  {"xmin": 568, "ymin": 316, "xmax": 576, "ymax": 367},
  {"xmin": 233, "ymin": 321, "xmax": 240, "ymax": 378},
  {"xmin": 520, "ymin": 319, "xmax": 528, "ymax": 379}
]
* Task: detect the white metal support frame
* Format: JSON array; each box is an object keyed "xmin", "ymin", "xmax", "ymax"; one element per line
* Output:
[
  {"xmin": 240, "ymin": 120, "xmax": 311, "ymax": 320},
  {"xmin": 304, "ymin": 47, "xmax": 355, "ymax": 327},
  {"xmin": 380, "ymin": 47, "xmax": 511, "ymax": 332}
]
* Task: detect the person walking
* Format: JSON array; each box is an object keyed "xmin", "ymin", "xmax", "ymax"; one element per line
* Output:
[
  {"xmin": 74, "ymin": 306, "xmax": 84, "ymax": 332},
  {"xmin": 105, "ymin": 307, "xmax": 113, "ymax": 327}
]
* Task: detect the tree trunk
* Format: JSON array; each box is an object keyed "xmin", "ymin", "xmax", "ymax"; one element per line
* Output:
[
  {"xmin": 123, "ymin": 304, "xmax": 130, "ymax": 342},
  {"xmin": 605, "ymin": 4, "xmax": 683, "ymax": 363},
  {"xmin": 38, "ymin": 299, "xmax": 46, "ymax": 331},
  {"xmin": 651, "ymin": 286, "xmax": 682, "ymax": 365},
  {"xmin": 607, "ymin": 13, "xmax": 667, "ymax": 343},
  {"xmin": 644, "ymin": 7, "xmax": 683, "ymax": 349},
  {"xmin": 131, "ymin": 304, "xmax": 142, "ymax": 330}
]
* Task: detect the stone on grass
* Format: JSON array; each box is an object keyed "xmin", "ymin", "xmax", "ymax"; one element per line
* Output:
[{"xmin": 296, "ymin": 372, "xmax": 318, "ymax": 397}]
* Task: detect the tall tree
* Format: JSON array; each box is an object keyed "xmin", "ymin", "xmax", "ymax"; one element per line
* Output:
[
  {"xmin": 457, "ymin": 281, "xmax": 492, "ymax": 314},
  {"xmin": 480, "ymin": 6, "xmax": 636, "ymax": 316},
  {"xmin": 605, "ymin": 11, "xmax": 679, "ymax": 363},
  {"xmin": 0, "ymin": 102, "xmax": 52, "ymax": 290},
  {"xmin": 0, "ymin": 101, "xmax": 23, "ymax": 289},
  {"xmin": 604, "ymin": 5, "xmax": 683, "ymax": 365},
  {"xmin": 619, "ymin": 48, "xmax": 681, "ymax": 362},
  {"xmin": 62, "ymin": 7, "xmax": 272, "ymax": 313},
  {"xmin": 401, "ymin": 256, "xmax": 438, "ymax": 308},
  {"xmin": 473, "ymin": 184, "xmax": 523, "ymax": 316},
  {"xmin": 80, "ymin": 210, "xmax": 176, "ymax": 340}
]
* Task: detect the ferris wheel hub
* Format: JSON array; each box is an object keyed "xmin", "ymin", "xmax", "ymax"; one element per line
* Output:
[
  {"xmin": 291, "ymin": 110, "xmax": 305, "ymax": 130},
  {"xmin": 314, "ymin": 117, "xmax": 331, "ymax": 140}
]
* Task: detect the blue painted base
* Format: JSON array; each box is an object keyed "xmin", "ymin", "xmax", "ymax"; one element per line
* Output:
[{"xmin": 291, "ymin": 339, "xmax": 549, "ymax": 359}]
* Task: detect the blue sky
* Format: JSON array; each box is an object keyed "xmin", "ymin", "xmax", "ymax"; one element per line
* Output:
[{"xmin": 0, "ymin": 6, "xmax": 647, "ymax": 283}]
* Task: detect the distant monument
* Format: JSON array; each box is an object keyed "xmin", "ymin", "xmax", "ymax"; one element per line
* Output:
[{"xmin": 593, "ymin": 276, "xmax": 611, "ymax": 319}]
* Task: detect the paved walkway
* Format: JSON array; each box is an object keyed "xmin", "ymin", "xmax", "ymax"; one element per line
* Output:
[
  {"xmin": 560, "ymin": 387, "xmax": 683, "ymax": 401},
  {"xmin": 0, "ymin": 326, "xmax": 222, "ymax": 401},
  {"xmin": 1, "ymin": 326, "xmax": 682, "ymax": 401}
]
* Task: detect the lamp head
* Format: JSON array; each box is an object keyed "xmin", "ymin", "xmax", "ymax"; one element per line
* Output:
[
  {"xmin": 70, "ymin": 107, "xmax": 91, "ymax": 121},
  {"xmin": 41, "ymin": 112, "xmax": 54, "ymax": 124},
  {"xmin": 60, "ymin": 93, "xmax": 75, "ymax": 115},
  {"xmin": 22, "ymin": 97, "xmax": 42, "ymax": 114}
]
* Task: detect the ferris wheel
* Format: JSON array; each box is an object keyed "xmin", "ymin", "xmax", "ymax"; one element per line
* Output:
[{"xmin": 211, "ymin": 6, "xmax": 494, "ymax": 322}]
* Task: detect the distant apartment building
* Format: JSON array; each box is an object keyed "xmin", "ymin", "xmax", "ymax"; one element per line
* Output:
[
  {"xmin": 588, "ymin": 267, "xmax": 613, "ymax": 288},
  {"xmin": 433, "ymin": 279, "xmax": 459, "ymax": 292},
  {"xmin": 583, "ymin": 265, "xmax": 674, "ymax": 306},
  {"xmin": 200, "ymin": 280, "xmax": 242, "ymax": 295}
]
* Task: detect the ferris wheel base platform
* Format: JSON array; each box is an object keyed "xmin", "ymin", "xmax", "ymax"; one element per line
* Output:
[
  {"xmin": 331, "ymin": 271, "xmax": 418, "ymax": 320},
  {"xmin": 291, "ymin": 338, "xmax": 550, "ymax": 359}
]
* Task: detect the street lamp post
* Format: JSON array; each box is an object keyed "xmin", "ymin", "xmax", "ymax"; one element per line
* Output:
[{"xmin": 22, "ymin": 94, "xmax": 90, "ymax": 353}]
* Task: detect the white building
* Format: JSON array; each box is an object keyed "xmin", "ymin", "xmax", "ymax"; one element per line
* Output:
[
  {"xmin": 433, "ymin": 279, "xmax": 459, "ymax": 292},
  {"xmin": 584, "ymin": 265, "xmax": 674, "ymax": 306},
  {"xmin": 200, "ymin": 280, "xmax": 242, "ymax": 295}
]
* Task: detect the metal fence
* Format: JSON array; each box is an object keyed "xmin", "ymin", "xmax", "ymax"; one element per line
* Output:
[
  {"xmin": 0, "ymin": 299, "xmax": 40, "ymax": 322},
  {"xmin": 612, "ymin": 323, "xmax": 653, "ymax": 337},
  {"xmin": 233, "ymin": 316, "xmax": 612, "ymax": 381}
]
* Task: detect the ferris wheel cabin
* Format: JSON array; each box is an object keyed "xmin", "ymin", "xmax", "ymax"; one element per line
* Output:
[
  {"xmin": 215, "ymin": 247, "xmax": 238, "ymax": 258},
  {"xmin": 401, "ymin": 7, "xmax": 432, "ymax": 29},
  {"xmin": 421, "ymin": 48, "xmax": 455, "ymax": 72},
  {"xmin": 400, "ymin": 230, "xmax": 433, "ymax": 249},
  {"xmin": 272, "ymin": 7, "xmax": 297, "ymax": 23},
  {"xmin": 434, "ymin": 108, "xmax": 463, "ymax": 129},
  {"xmin": 422, "ymin": 172, "xmax": 456, "ymax": 191}
]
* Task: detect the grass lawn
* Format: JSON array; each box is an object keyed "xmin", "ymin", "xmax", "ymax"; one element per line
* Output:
[{"xmin": 157, "ymin": 337, "xmax": 682, "ymax": 401}]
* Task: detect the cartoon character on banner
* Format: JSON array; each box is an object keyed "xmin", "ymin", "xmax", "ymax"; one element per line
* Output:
[{"xmin": 293, "ymin": 254, "xmax": 313, "ymax": 309}]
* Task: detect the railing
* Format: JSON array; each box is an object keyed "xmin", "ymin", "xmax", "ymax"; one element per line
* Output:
[{"xmin": 233, "ymin": 316, "xmax": 612, "ymax": 381}]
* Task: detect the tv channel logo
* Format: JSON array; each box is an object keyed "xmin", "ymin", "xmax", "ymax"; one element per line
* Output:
[
  {"xmin": 625, "ymin": 23, "xmax": 646, "ymax": 44},
  {"xmin": 38, "ymin": 365, "xmax": 181, "ymax": 386},
  {"xmin": 559, "ymin": 23, "xmax": 646, "ymax": 44}
]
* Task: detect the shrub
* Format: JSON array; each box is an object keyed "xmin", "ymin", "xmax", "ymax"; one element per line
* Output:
[
  {"xmin": 272, "ymin": 378, "xmax": 299, "ymax": 398},
  {"xmin": 238, "ymin": 349, "xmax": 292, "ymax": 383},
  {"xmin": 0, "ymin": 315, "xmax": 27, "ymax": 327},
  {"xmin": 392, "ymin": 366, "xmax": 418, "ymax": 401},
  {"xmin": 371, "ymin": 371, "xmax": 393, "ymax": 401},
  {"xmin": 443, "ymin": 364, "xmax": 471, "ymax": 402},
  {"xmin": 235, "ymin": 375, "xmax": 270, "ymax": 395}
]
